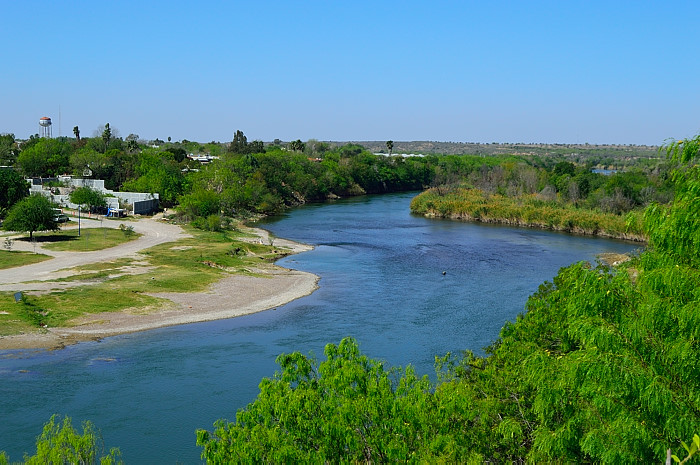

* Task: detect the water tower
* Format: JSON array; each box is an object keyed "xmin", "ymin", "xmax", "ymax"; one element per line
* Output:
[{"xmin": 39, "ymin": 116, "xmax": 52, "ymax": 138}]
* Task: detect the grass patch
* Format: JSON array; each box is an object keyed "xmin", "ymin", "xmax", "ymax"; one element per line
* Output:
[
  {"xmin": 0, "ymin": 225, "xmax": 291, "ymax": 335},
  {"xmin": 22, "ymin": 227, "xmax": 141, "ymax": 252},
  {"xmin": 0, "ymin": 307, "xmax": 36, "ymax": 336},
  {"xmin": 0, "ymin": 250, "xmax": 52, "ymax": 269},
  {"xmin": 0, "ymin": 293, "xmax": 51, "ymax": 334},
  {"xmin": 50, "ymin": 258, "xmax": 150, "ymax": 283},
  {"xmin": 35, "ymin": 285, "xmax": 168, "ymax": 327}
]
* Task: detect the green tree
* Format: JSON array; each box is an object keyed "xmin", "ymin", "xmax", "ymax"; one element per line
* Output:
[
  {"xmin": 101, "ymin": 123, "xmax": 112, "ymax": 152},
  {"xmin": 0, "ymin": 168, "xmax": 29, "ymax": 217},
  {"xmin": 0, "ymin": 133, "xmax": 18, "ymax": 165},
  {"xmin": 553, "ymin": 160, "xmax": 575, "ymax": 176},
  {"xmin": 229, "ymin": 130, "xmax": 249, "ymax": 154},
  {"xmin": 165, "ymin": 147, "xmax": 187, "ymax": 163},
  {"xmin": 248, "ymin": 140, "xmax": 265, "ymax": 154},
  {"xmin": 122, "ymin": 149, "xmax": 186, "ymax": 206},
  {"xmin": 125, "ymin": 134, "xmax": 139, "ymax": 153},
  {"xmin": 2, "ymin": 194, "xmax": 59, "ymax": 239},
  {"xmin": 99, "ymin": 149, "xmax": 137, "ymax": 191},
  {"xmin": 73, "ymin": 125, "xmax": 81, "ymax": 142},
  {"xmin": 70, "ymin": 187, "xmax": 107, "ymax": 213},
  {"xmin": 289, "ymin": 139, "xmax": 305, "ymax": 152},
  {"xmin": 17, "ymin": 137, "xmax": 73, "ymax": 177},
  {"xmin": 386, "ymin": 140, "xmax": 394, "ymax": 155},
  {"xmin": 126, "ymin": 139, "xmax": 139, "ymax": 153},
  {"xmin": 644, "ymin": 136, "xmax": 700, "ymax": 267},
  {"xmin": 1, "ymin": 415, "xmax": 123, "ymax": 464},
  {"xmin": 197, "ymin": 338, "xmax": 445, "ymax": 463},
  {"xmin": 178, "ymin": 188, "xmax": 221, "ymax": 220},
  {"xmin": 70, "ymin": 147, "xmax": 106, "ymax": 177}
]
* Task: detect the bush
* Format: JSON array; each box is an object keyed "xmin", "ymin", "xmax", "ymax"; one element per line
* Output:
[{"xmin": 192, "ymin": 214, "xmax": 224, "ymax": 232}]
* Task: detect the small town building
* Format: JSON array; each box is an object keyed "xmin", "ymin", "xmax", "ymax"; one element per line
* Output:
[{"xmin": 29, "ymin": 176, "xmax": 159, "ymax": 215}]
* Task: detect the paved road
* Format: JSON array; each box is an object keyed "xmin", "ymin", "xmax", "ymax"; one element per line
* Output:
[{"xmin": 0, "ymin": 216, "xmax": 189, "ymax": 290}]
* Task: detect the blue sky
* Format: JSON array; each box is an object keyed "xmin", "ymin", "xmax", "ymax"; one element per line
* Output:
[{"xmin": 2, "ymin": 1, "xmax": 698, "ymax": 145}]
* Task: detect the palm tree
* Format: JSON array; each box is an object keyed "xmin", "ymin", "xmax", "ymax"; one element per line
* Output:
[{"xmin": 386, "ymin": 140, "xmax": 394, "ymax": 155}]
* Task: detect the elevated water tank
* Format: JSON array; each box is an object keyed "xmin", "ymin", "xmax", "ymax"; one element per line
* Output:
[{"xmin": 39, "ymin": 116, "xmax": 52, "ymax": 137}]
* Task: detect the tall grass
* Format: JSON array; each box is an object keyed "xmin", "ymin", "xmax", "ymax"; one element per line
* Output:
[{"xmin": 411, "ymin": 188, "xmax": 646, "ymax": 241}]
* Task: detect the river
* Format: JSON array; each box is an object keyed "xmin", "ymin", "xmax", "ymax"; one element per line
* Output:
[{"xmin": 0, "ymin": 192, "xmax": 640, "ymax": 463}]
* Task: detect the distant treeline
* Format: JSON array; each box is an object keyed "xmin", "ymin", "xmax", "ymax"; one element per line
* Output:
[
  {"xmin": 358, "ymin": 140, "xmax": 660, "ymax": 163},
  {"xmin": 0, "ymin": 130, "xmax": 672, "ymax": 237}
]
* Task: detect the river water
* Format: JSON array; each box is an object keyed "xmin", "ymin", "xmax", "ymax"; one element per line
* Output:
[{"xmin": 0, "ymin": 192, "xmax": 640, "ymax": 463}]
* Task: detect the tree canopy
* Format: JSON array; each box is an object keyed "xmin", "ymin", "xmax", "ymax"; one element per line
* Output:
[
  {"xmin": 69, "ymin": 187, "xmax": 107, "ymax": 213},
  {"xmin": 2, "ymin": 194, "xmax": 59, "ymax": 239},
  {"xmin": 0, "ymin": 415, "xmax": 122, "ymax": 465},
  {"xmin": 122, "ymin": 149, "xmax": 187, "ymax": 206},
  {"xmin": 101, "ymin": 123, "xmax": 112, "ymax": 152},
  {"xmin": 196, "ymin": 338, "xmax": 447, "ymax": 463},
  {"xmin": 0, "ymin": 133, "xmax": 18, "ymax": 166},
  {"xmin": 17, "ymin": 138, "xmax": 72, "ymax": 177},
  {"xmin": 0, "ymin": 168, "xmax": 29, "ymax": 217}
]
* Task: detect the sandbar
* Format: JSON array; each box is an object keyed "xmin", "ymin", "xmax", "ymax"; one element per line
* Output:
[{"xmin": 0, "ymin": 222, "xmax": 318, "ymax": 350}]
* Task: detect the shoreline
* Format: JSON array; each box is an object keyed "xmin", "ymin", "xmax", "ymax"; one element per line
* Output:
[
  {"xmin": 0, "ymin": 226, "xmax": 319, "ymax": 351},
  {"xmin": 418, "ymin": 211, "xmax": 647, "ymax": 243}
]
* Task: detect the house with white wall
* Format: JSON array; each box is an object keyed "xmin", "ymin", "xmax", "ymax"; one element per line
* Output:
[{"xmin": 29, "ymin": 176, "xmax": 159, "ymax": 215}]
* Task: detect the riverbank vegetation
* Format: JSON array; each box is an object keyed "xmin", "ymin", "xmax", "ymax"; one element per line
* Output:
[
  {"xmin": 410, "ymin": 188, "xmax": 646, "ymax": 240},
  {"xmin": 194, "ymin": 136, "xmax": 700, "ymax": 462},
  {"xmin": 411, "ymin": 154, "xmax": 672, "ymax": 241}
]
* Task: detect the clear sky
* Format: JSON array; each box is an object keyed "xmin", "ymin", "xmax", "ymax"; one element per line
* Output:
[{"xmin": 3, "ymin": 1, "xmax": 698, "ymax": 145}]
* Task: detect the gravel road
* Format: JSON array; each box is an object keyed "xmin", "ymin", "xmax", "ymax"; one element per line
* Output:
[{"xmin": 0, "ymin": 216, "xmax": 190, "ymax": 290}]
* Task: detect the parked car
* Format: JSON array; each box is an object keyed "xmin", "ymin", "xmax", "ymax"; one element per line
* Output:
[{"xmin": 53, "ymin": 209, "xmax": 69, "ymax": 223}]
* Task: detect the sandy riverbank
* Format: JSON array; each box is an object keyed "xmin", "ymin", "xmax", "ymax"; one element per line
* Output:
[
  {"xmin": 0, "ymin": 223, "xmax": 319, "ymax": 351},
  {"xmin": 0, "ymin": 269, "xmax": 318, "ymax": 351}
]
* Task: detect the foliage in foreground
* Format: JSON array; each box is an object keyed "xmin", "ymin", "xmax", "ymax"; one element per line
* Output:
[
  {"xmin": 0, "ymin": 415, "xmax": 122, "ymax": 465},
  {"xmin": 196, "ymin": 136, "xmax": 700, "ymax": 463},
  {"xmin": 196, "ymin": 338, "xmax": 483, "ymax": 463}
]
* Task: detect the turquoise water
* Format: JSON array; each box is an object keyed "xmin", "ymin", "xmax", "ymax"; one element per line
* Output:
[{"xmin": 0, "ymin": 192, "xmax": 640, "ymax": 463}]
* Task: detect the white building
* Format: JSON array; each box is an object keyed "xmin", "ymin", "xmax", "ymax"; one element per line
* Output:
[{"xmin": 29, "ymin": 176, "xmax": 159, "ymax": 215}]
